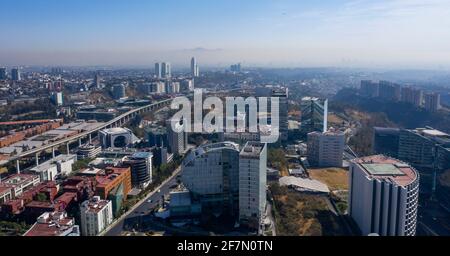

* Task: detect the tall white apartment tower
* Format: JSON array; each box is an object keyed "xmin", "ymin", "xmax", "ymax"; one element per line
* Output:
[
  {"xmin": 166, "ymin": 118, "xmax": 187, "ymax": 155},
  {"xmin": 155, "ymin": 62, "xmax": 162, "ymax": 78},
  {"xmin": 271, "ymin": 87, "xmax": 289, "ymax": 142},
  {"xmin": 191, "ymin": 57, "xmax": 199, "ymax": 77},
  {"xmin": 80, "ymin": 196, "xmax": 113, "ymax": 236},
  {"xmin": 424, "ymin": 92, "xmax": 441, "ymax": 112},
  {"xmin": 349, "ymin": 155, "xmax": 419, "ymax": 236},
  {"xmin": 161, "ymin": 62, "xmax": 171, "ymax": 78},
  {"xmin": 239, "ymin": 142, "xmax": 267, "ymax": 229}
]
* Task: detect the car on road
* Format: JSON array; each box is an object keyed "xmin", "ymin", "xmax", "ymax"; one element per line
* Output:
[
  {"xmin": 157, "ymin": 189, "xmax": 161, "ymax": 193},
  {"xmin": 147, "ymin": 199, "xmax": 152, "ymax": 203}
]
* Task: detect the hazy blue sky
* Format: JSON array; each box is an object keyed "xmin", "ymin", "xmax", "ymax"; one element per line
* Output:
[{"xmin": 1, "ymin": 0, "xmax": 450, "ymax": 68}]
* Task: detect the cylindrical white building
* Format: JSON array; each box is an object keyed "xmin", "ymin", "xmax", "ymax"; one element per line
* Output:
[{"xmin": 349, "ymin": 155, "xmax": 419, "ymax": 236}]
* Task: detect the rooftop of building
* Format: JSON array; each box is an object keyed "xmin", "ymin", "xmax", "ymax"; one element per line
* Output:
[
  {"xmin": 415, "ymin": 128, "xmax": 449, "ymax": 137},
  {"xmin": 88, "ymin": 157, "xmax": 122, "ymax": 167},
  {"xmin": 145, "ymin": 125, "xmax": 167, "ymax": 134},
  {"xmin": 352, "ymin": 155, "xmax": 418, "ymax": 186},
  {"xmin": 79, "ymin": 167, "xmax": 103, "ymax": 176},
  {"xmin": 25, "ymin": 200, "xmax": 55, "ymax": 209},
  {"xmin": 183, "ymin": 141, "xmax": 240, "ymax": 166},
  {"xmin": 0, "ymin": 186, "xmax": 11, "ymax": 195},
  {"xmin": 279, "ymin": 176, "xmax": 330, "ymax": 193},
  {"xmin": 30, "ymin": 154, "xmax": 76, "ymax": 172},
  {"xmin": 170, "ymin": 188, "xmax": 191, "ymax": 207},
  {"xmin": 240, "ymin": 141, "xmax": 266, "ymax": 157},
  {"xmin": 100, "ymin": 127, "xmax": 131, "ymax": 135},
  {"xmin": 78, "ymin": 144, "xmax": 101, "ymax": 150},
  {"xmin": 131, "ymin": 151, "xmax": 153, "ymax": 159},
  {"xmin": 24, "ymin": 211, "xmax": 77, "ymax": 236},
  {"xmin": 1, "ymin": 173, "xmax": 39, "ymax": 187},
  {"xmin": 62, "ymin": 176, "xmax": 92, "ymax": 190},
  {"xmin": 308, "ymin": 129, "xmax": 344, "ymax": 136},
  {"xmin": 101, "ymin": 147, "xmax": 138, "ymax": 155},
  {"xmin": 301, "ymin": 96, "xmax": 321, "ymax": 101},
  {"xmin": 54, "ymin": 192, "xmax": 77, "ymax": 206},
  {"xmin": 81, "ymin": 196, "xmax": 110, "ymax": 214},
  {"xmin": 374, "ymin": 127, "xmax": 401, "ymax": 134},
  {"xmin": 195, "ymin": 141, "xmax": 240, "ymax": 155},
  {"xmin": 409, "ymin": 127, "xmax": 450, "ymax": 145},
  {"xmin": 95, "ymin": 167, "xmax": 130, "ymax": 188}
]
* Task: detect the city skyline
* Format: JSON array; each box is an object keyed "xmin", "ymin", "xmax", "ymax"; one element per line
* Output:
[{"xmin": 1, "ymin": 0, "xmax": 450, "ymax": 69}]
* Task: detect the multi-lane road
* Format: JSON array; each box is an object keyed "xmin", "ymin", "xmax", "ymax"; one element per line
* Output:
[{"xmin": 103, "ymin": 169, "xmax": 181, "ymax": 236}]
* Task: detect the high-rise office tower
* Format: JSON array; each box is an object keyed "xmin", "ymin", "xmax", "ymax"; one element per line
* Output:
[
  {"xmin": 230, "ymin": 63, "xmax": 241, "ymax": 72},
  {"xmin": 349, "ymin": 155, "xmax": 419, "ymax": 236},
  {"xmin": 238, "ymin": 142, "xmax": 267, "ymax": 229},
  {"xmin": 182, "ymin": 142, "xmax": 241, "ymax": 215},
  {"xmin": 307, "ymin": 129, "xmax": 345, "ymax": 168},
  {"xmin": 424, "ymin": 92, "xmax": 441, "ymax": 112},
  {"xmin": 300, "ymin": 97, "xmax": 328, "ymax": 134},
  {"xmin": 0, "ymin": 67, "xmax": 7, "ymax": 80},
  {"xmin": 11, "ymin": 67, "xmax": 21, "ymax": 81},
  {"xmin": 140, "ymin": 81, "xmax": 166, "ymax": 94},
  {"xmin": 379, "ymin": 80, "xmax": 401, "ymax": 101},
  {"xmin": 271, "ymin": 87, "xmax": 289, "ymax": 141},
  {"xmin": 155, "ymin": 62, "xmax": 162, "ymax": 79},
  {"xmin": 161, "ymin": 62, "xmax": 171, "ymax": 78},
  {"xmin": 360, "ymin": 80, "xmax": 379, "ymax": 98},
  {"xmin": 165, "ymin": 80, "xmax": 180, "ymax": 94},
  {"xmin": 94, "ymin": 73, "xmax": 102, "ymax": 89},
  {"xmin": 401, "ymin": 87, "xmax": 423, "ymax": 107},
  {"xmin": 111, "ymin": 84, "xmax": 126, "ymax": 99},
  {"xmin": 166, "ymin": 118, "xmax": 187, "ymax": 155},
  {"xmin": 50, "ymin": 91, "xmax": 64, "ymax": 106},
  {"xmin": 191, "ymin": 57, "xmax": 199, "ymax": 77},
  {"xmin": 51, "ymin": 67, "xmax": 63, "ymax": 75}
]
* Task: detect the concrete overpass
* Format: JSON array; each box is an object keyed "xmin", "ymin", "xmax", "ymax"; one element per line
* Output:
[
  {"xmin": 0, "ymin": 119, "xmax": 64, "ymax": 126},
  {"xmin": 6, "ymin": 98, "xmax": 173, "ymax": 173}
]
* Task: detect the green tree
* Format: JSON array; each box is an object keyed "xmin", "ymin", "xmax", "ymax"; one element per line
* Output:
[{"xmin": 36, "ymin": 192, "xmax": 48, "ymax": 202}]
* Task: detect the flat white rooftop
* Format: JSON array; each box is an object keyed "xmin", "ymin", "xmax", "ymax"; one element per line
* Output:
[{"xmin": 279, "ymin": 176, "xmax": 330, "ymax": 193}]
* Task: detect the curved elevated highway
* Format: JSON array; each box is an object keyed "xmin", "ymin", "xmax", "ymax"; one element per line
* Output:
[{"xmin": 4, "ymin": 98, "xmax": 173, "ymax": 172}]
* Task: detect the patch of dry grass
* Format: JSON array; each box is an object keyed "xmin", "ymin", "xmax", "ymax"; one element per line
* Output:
[
  {"xmin": 270, "ymin": 184, "xmax": 346, "ymax": 236},
  {"xmin": 328, "ymin": 113, "xmax": 345, "ymax": 125},
  {"xmin": 308, "ymin": 168, "xmax": 348, "ymax": 191}
]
